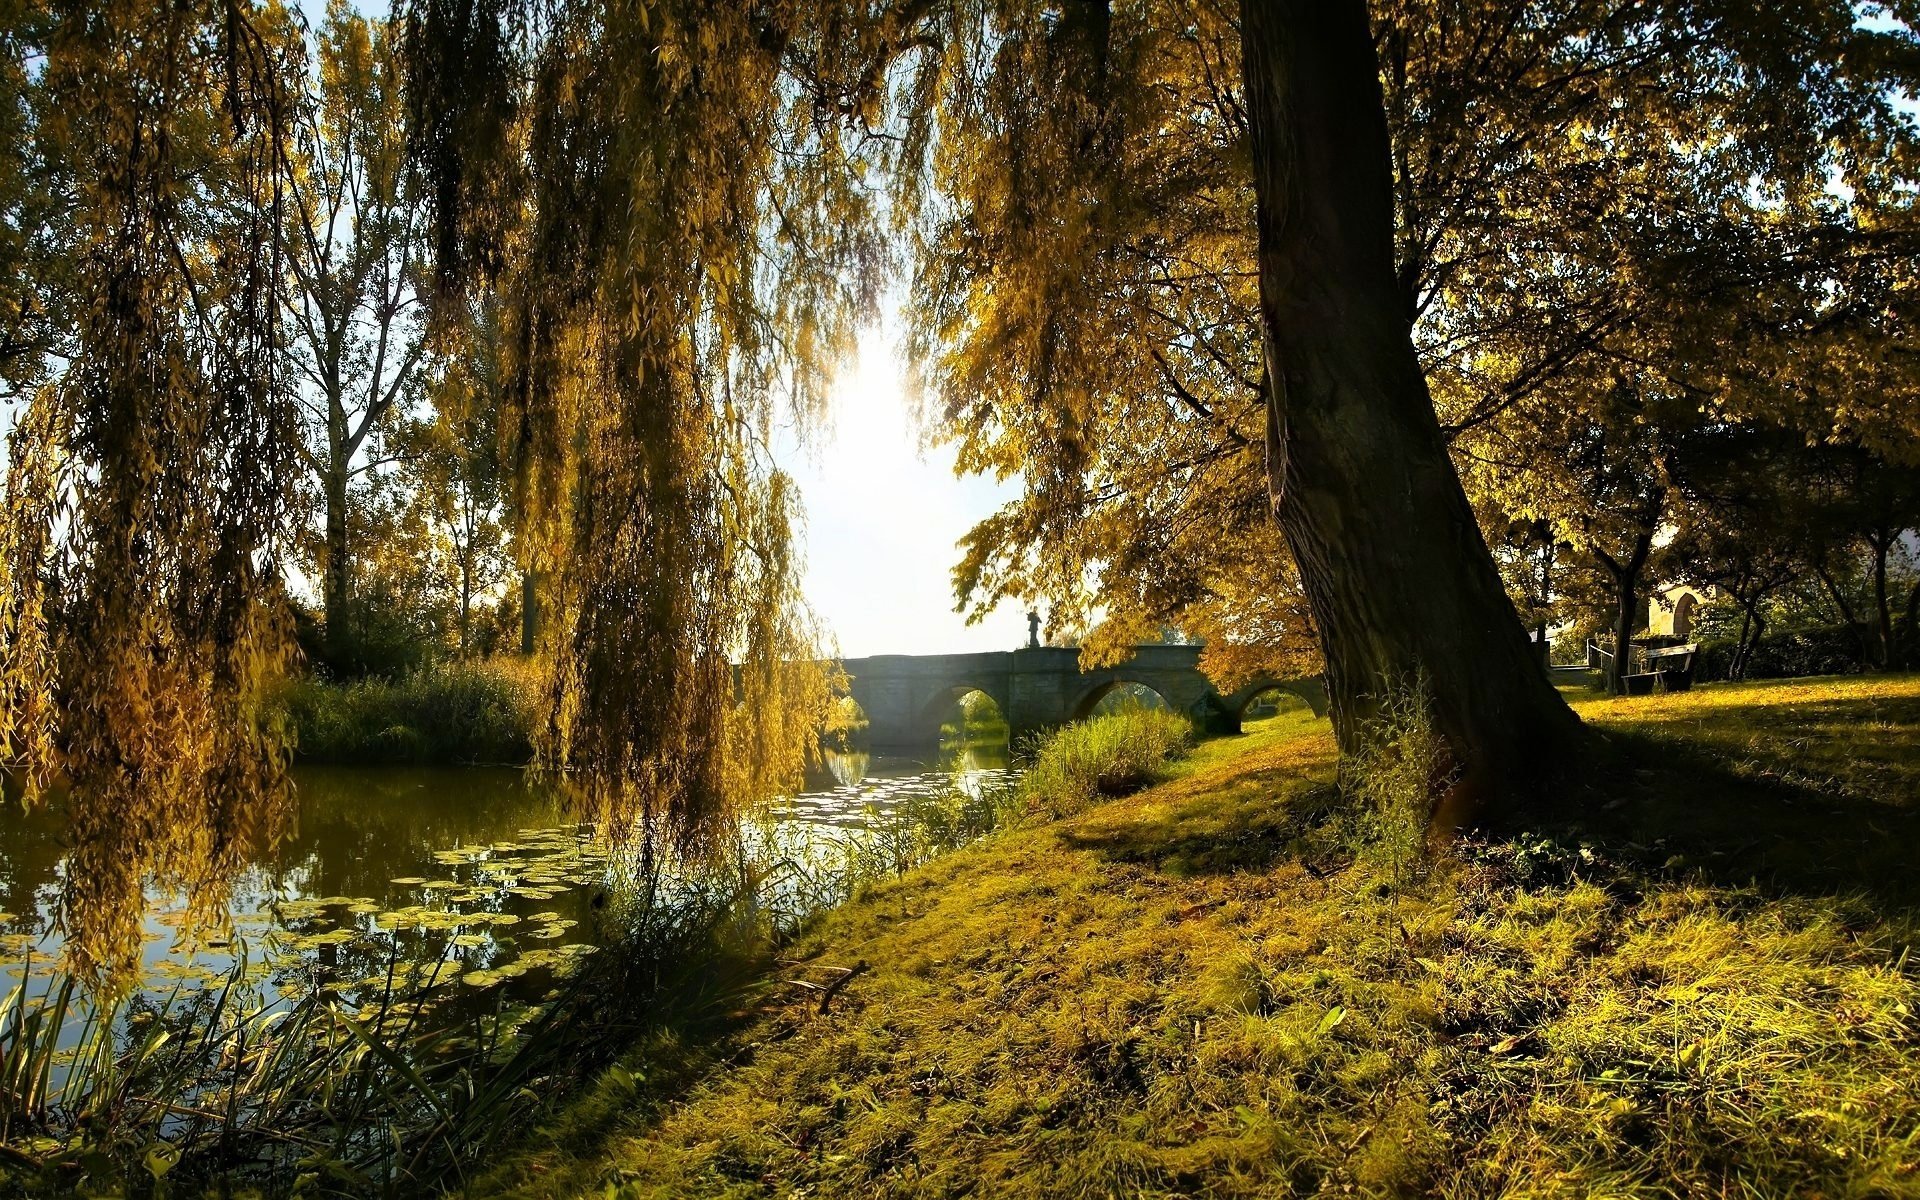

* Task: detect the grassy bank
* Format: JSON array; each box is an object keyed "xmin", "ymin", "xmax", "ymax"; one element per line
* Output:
[
  {"xmin": 0, "ymin": 711, "xmax": 1197, "ymax": 1197},
  {"xmin": 486, "ymin": 674, "xmax": 1920, "ymax": 1199},
  {"xmin": 278, "ymin": 659, "xmax": 538, "ymax": 765}
]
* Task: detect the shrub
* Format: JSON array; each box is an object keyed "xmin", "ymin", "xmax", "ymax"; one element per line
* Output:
[
  {"xmin": 292, "ymin": 583, "xmax": 452, "ymax": 681},
  {"xmin": 279, "ymin": 657, "xmax": 538, "ymax": 765},
  {"xmin": 1696, "ymin": 622, "xmax": 1867, "ymax": 681},
  {"xmin": 1014, "ymin": 705, "xmax": 1195, "ymax": 818}
]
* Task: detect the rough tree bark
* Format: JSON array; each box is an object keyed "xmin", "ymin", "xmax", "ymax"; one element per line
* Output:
[
  {"xmin": 322, "ymin": 450, "xmax": 352, "ymax": 669},
  {"xmin": 1237, "ymin": 0, "xmax": 1584, "ymax": 823},
  {"xmin": 1593, "ymin": 531, "xmax": 1652, "ymax": 696}
]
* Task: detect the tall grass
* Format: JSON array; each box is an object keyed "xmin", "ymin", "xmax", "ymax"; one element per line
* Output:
[
  {"xmin": 0, "ymin": 932, "xmax": 665, "ymax": 1196},
  {"xmin": 1014, "ymin": 705, "xmax": 1195, "ymax": 818},
  {"xmin": 1339, "ymin": 675, "xmax": 1454, "ymax": 882},
  {"xmin": 278, "ymin": 658, "xmax": 537, "ymax": 765}
]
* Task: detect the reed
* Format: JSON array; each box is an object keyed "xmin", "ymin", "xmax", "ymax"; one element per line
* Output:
[
  {"xmin": 1013, "ymin": 704, "xmax": 1195, "ymax": 818},
  {"xmin": 0, "ymin": 768, "xmax": 1021, "ymax": 1197}
]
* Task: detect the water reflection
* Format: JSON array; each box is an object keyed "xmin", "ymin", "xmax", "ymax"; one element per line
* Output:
[
  {"xmin": 0, "ymin": 768, "xmax": 597, "ymax": 1005},
  {"xmin": 0, "ymin": 742, "xmax": 1016, "ymax": 1000},
  {"xmin": 784, "ymin": 741, "xmax": 1013, "ymax": 830}
]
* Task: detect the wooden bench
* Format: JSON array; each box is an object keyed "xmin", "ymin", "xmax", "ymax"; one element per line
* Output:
[{"xmin": 1624, "ymin": 643, "xmax": 1698, "ymax": 695}]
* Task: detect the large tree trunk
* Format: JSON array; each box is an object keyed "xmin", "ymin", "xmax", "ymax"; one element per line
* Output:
[
  {"xmin": 1238, "ymin": 0, "xmax": 1583, "ymax": 824},
  {"xmin": 1594, "ymin": 532, "xmax": 1651, "ymax": 695},
  {"xmin": 1869, "ymin": 529, "xmax": 1893, "ymax": 670},
  {"xmin": 322, "ymin": 466, "xmax": 352, "ymax": 669}
]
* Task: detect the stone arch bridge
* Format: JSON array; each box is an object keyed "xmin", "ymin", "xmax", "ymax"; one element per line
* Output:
[{"xmin": 841, "ymin": 645, "xmax": 1326, "ymax": 748}]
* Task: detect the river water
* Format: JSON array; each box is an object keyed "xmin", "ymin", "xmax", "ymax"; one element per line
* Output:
[{"xmin": 0, "ymin": 742, "xmax": 1013, "ymax": 1005}]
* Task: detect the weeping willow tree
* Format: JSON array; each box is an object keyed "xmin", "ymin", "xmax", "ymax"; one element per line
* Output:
[
  {"xmin": 0, "ymin": 0, "xmax": 913, "ymax": 977},
  {"xmin": 0, "ymin": 0, "xmax": 304, "ymax": 979},
  {"xmin": 404, "ymin": 0, "xmax": 920, "ymax": 860}
]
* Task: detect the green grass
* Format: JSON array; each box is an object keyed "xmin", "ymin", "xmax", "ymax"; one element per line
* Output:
[
  {"xmin": 278, "ymin": 658, "xmax": 538, "ymax": 765},
  {"xmin": 1012, "ymin": 705, "xmax": 1196, "ymax": 819},
  {"xmin": 482, "ymin": 675, "xmax": 1920, "ymax": 1199}
]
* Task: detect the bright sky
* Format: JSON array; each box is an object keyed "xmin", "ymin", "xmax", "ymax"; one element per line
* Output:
[{"xmin": 776, "ymin": 324, "xmax": 1030, "ymax": 659}]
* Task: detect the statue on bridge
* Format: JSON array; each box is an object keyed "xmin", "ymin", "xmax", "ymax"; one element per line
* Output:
[{"xmin": 1026, "ymin": 609, "xmax": 1041, "ymax": 650}]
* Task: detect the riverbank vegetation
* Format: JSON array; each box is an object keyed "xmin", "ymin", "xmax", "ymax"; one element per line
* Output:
[
  {"xmin": 1014, "ymin": 705, "xmax": 1195, "ymax": 820},
  {"xmin": 0, "ymin": 708, "xmax": 1195, "ymax": 1196},
  {"xmin": 0, "ymin": 805, "xmax": 900, "ymax": 1193},
  {"xmin": 278, "ymin": 659, "xmax": 538, "ymax": 766},
  {"xmin": 484, "ymin": 674, "xmax": 1920, "ymax": 1199}
]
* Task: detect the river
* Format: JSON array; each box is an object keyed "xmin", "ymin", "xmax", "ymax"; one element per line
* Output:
[{"xmin": 0, "ymin": 742, "xmax": 1013, "ymax": 1007}]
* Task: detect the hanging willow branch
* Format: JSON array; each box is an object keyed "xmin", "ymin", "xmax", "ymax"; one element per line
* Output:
[
  {"xmin": 404, "ymin": 0, "xmax": 928, "ymax": 861},
  {"xmin": 0, "ymin": 0, "xmax": 304, "ymax": 980}
]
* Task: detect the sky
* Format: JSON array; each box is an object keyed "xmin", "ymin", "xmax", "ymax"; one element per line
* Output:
[
  {"xmin": 775, "ymin": 324, "xmax": 1030, "ymax": 659},
  {"xmin": 273, "ymin": 0, "xmax": 1022, "ymax": 657}
]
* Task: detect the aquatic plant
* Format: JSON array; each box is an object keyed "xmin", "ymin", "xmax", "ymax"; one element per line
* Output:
[{"xmin": 0, "ymin": 762, "xmax": 1025, "ymax": 1196}]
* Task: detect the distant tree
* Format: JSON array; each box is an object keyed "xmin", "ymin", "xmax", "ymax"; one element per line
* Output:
[
  {"xmin": 1472, "ymin": 376, "xmax": 1684, "ymax": 694},
  {"xmin": 1787, "ymin": 445, "xmax": 1920, "ymax": 670},
  {"xmin": 0, "ymin": 0, "xmax": 71, "ymax": 403},
  {"xmin": 283, "ymin": 1, "xmax": 429, "ymax": 670},
  {"xmin": 413, "ymin": 303, "xmax": 511, "ymax": 657},
  {"xmin": 1665, "ymin": 431, "xmax": 1815, "ymax": 679}
]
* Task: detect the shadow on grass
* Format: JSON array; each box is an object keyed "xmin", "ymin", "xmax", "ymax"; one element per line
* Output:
[
  {"xmin": 1555, "ymin": 725, "xmax": 1920, "ymax": 915},
  {"xmin": 1054, "ymin": 733, "xmax": 1348, "ymax": 877},
  {"xmin": 1057, "ymin": 782, "xmax": 1345, "ymax": 876},
  {"xmin": 1064, "ymin": 681, "xmax": 1920, "ymax": 918}
]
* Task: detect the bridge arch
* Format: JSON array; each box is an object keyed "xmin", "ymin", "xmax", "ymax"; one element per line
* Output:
[
  {"xmin": 914, "ymin": 682, "xmax": 1012, "ymax": 745},
  {"xmin": 1069, "ymin": 678, "xmax": 1174, "ymax": 721},
  {"xmin": 1223, "ymin": 677, "xmax": 1330, "ymax": 721}
]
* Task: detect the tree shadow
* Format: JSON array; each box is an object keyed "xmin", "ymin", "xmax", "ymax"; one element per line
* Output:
[
  {"xmin": 1541, "ymin": 724, "xmax": 1920, "ymax": 917},
  {"xmin": 1056, "ymin": 747, "xmax": 1349, "ymax": 877},
  {"xmin": 1061, "ymin": 685, "xmax": 1920, "ymax": 919}
]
